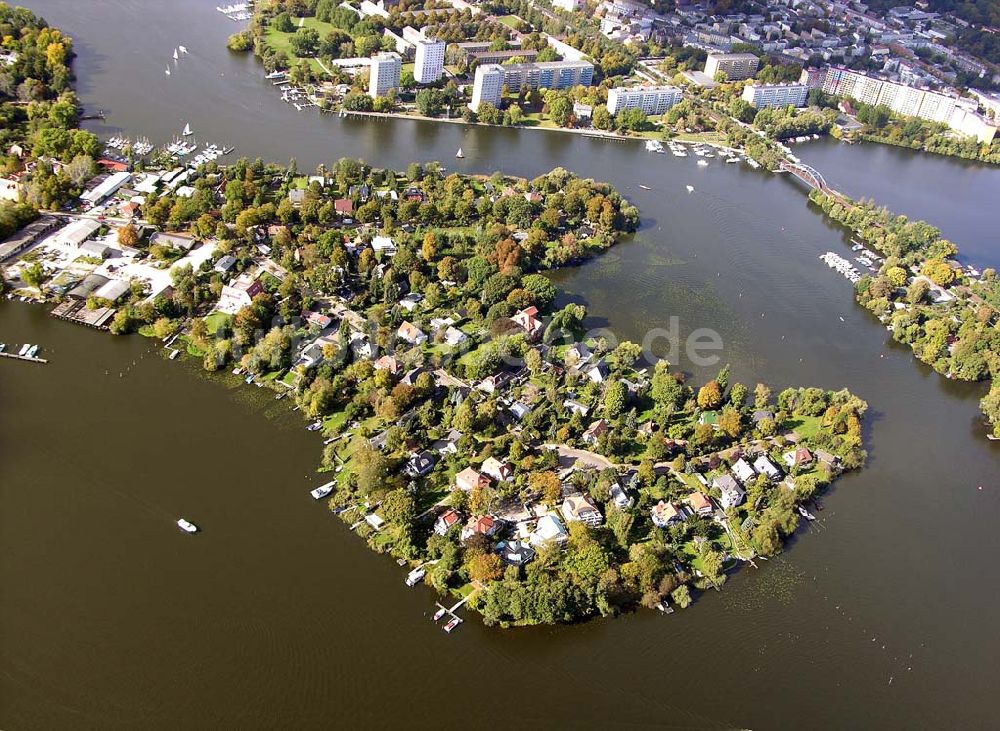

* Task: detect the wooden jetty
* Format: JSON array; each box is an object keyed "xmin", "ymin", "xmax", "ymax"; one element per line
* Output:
[{"xmin": 0, "ymin": 350, "xmax": 47, "ymax": 364}]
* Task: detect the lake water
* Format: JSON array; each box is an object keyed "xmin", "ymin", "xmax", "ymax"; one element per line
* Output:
[{"xmin": 3, "ymin": 1, "xmax": 1000, "ymax": 728}]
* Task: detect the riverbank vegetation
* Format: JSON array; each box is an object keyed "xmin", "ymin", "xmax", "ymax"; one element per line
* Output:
[
  {"xmin": 851, "ymin": 100, "xmax": 1000, "ymax": 165},
  {"xmin": 0, "ymin": 4, "xmax": 99, "ymax": 213},
  {"xmin": 809, "ymin": 189, "xmax": 1000, "ymax": 435}
]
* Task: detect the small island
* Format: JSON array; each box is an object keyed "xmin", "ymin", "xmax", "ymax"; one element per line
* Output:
[{"xmin": 0, "ymin": 6, "xmax": 871, "ymax": 627}]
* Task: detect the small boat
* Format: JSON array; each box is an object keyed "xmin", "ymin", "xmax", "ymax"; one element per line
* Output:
[
  {"xmin": 455, "ymin": 147, "xmax": 464, "ymax": 158},
  {"xmin": 310, "ymin": 481, "xmax": 335, "ymax": 500},
  {"xmin": 697, "ymin": 160, "xmax": 709, "ymax": 167},
  {"xmin": 169, "ymin": 349, "xmax": 180, "ymax": 360},
  {"xmin": 797, "ymin": 506, "xmax": 816, "ymax": 521},
  {"xmin": 0, "ymin": 344, "xmax": 5, "ymax": 353},
  {"xmin": 433, "ymin": 606, "xmax": 447, "ymax": 621},
  {"xmin": 177, "ymin": 518, "xmax": 198, "ymax": 533},
  {"xmin": 306, "ymin": 421, "xmax": 322, "ymax": 432},
  {"xmin": 182, "ymin": 123, "xmax": 193, "ymax": 136},
  {"xmin": 222, "ymin": 146, "xmax": 235, "ymax": 155},
  {"xmin": 405, "ymin": 567, "xmax": 426, "ymax": 586},
  {"xmin": 443, "ymin": 617, "xmax": 461, "ymax": 633},
  {"xmin": 18, "ymin": 344, "xmax": 30, "ymax": 356},
  {"xmin": 639, "ymin": 184, "xmax": 651, "ymax": 190},
  {"xmin": 686, "ymin": 185, "xmax": 694, "ymax": 193},
  {"xmin": 173, "ymin": 48, "xmax": 179, "ymax": 60},
  {"xmin": 179, "ymin": 45, "xmax": 188, "ymax": 54},
  {"xmin": 26, "ymin": 345, "xmax": 39, "ymax": 358},
  {"xmin": 244, "ymin": 375, "xmax": 254, "ymax": 384},
  {"xmin": 165, "ymin": 67, "xmax": 171, "ymax": 76}
]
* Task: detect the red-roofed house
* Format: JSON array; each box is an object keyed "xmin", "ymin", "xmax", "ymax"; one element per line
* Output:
[{"xmin": 455, "ymin": 467, "xmax": 491, "ymax": 492}]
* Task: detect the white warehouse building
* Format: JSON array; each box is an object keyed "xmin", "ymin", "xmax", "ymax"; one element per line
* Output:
[{"xmin": 607, "ymin": 85, "xmax": 682, "ymax": 116}]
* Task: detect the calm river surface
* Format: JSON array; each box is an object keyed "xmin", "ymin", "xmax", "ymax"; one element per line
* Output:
[{"xmin": 3, "ymin": 1, "xmax": 1000, "ymax": 729}]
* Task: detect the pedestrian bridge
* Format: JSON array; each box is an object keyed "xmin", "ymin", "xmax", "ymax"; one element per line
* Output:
[{"xmin": 779, "ymin": 160, "xmax": 828, "ymax": 191}]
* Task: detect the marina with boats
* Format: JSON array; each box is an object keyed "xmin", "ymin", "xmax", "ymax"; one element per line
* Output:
[{"xmin": 0, "ymin": 341, "xmax": 46, "ymax": 363}]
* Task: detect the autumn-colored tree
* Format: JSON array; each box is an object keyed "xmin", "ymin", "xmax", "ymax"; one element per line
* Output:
[
  {"xmin": 697, "ymin": 380, "xmax": 722, "ymax": 410},
  {"xmin": 422, "ymin": 231, "xmax": 438, "ymax": 261},
  {"xmin": 117, "ymin": 223, "xmax": 139, "ymax": 247},
  {"xmin": 529, "ymin": 471, "xmax": 562, "ymax": 505},
  {"xmin": 467, "ymin": 553, "xmax": 504, "ymax": 582}
]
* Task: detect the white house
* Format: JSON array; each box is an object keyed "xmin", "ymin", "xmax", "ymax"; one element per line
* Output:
[
  {"xmin": 753, "ymin": 454, "xmax": 782, "ymax": 481},
  {"xmin": 397, "ymin": 320, "xmax": 427, "ymax": 345},
  {"xmin": 713, "ymin": 474, "xmax": 746, "ymax": 509},
  {"xmin": 731, "ymin": 457, "xmax": 756, "ymax": 485}
]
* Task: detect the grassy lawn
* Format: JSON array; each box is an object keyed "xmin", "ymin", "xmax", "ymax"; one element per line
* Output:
[
  {"xmin": 263, "ymin": 19, "xmax": 331, "ymax": 76},
  {"xmin": 497, "ymin": 14, "xmax": 523, "ymax": 29},
  {"xmin": 204, "ymin": 311, "xmax": 232, "ymax": 336},
  {"xmin": 784, "ymin": 415, "xmax": 823, "ymax": 440}
]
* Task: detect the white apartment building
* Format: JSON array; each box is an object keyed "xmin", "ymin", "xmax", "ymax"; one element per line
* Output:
[
  {"xmin": 368, "ymin": 51, "xmax": 401, "ymax": 98},
  {"xmin": 704, "ymin": 52, "xmax": 759, "ymax": 81},
  {"xmin": 741, "ymin": 83, "xmax": 809, "ymax": 109},
  {"xmin": 607, "ymin": 85, "xmax": 682, "ymax": 116},
  {"xmin": 553, "ymin": 0, "xmax": 581, "ymax": 10},
  {"xmin": 414, "ymin": 38, "xmax": 445, "ymax": 84},
  {"xmin": 470, "ymin": 64, "xmax": 504, "ymax": 111}
]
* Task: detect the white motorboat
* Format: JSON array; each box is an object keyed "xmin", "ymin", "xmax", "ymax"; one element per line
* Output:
[
  {"xmin": 310, "ymin": 481, "xmax": 335, "ymax": 500},
  {"xmin": 179, "ymin": 45, "xmax": 188, "ymax": 54},
  {"xmin": 165, "ymin": 67, "xmax": 171, "ymax": 76},
  {"xmin": 177, "ymin": 518, "xmax": 198, "ymax": 533},
  {"xmin": 433, "ymin": 606, "xmax": 447, "ymax": 621},
  {"xmin": 443, "ymin": 617, "xmax": 461, "ymax": 633},
  {"xmin": 405, "ymin": 567, "xmax": 426, "ymax": 586},
  {"xmin": 697, "ymin": 160, "xmax": 708, "ymax": 167},
  {"xmin": 686, "ymin": 185, "xmax": 694, "ymax": 193}
]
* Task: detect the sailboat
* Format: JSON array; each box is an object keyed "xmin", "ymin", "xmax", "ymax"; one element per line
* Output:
[
  {"xmin": 165, "ymin": 66, "xmax": 171, "ymax": 75},
  {"xmin": 182, "ymin": 123, "xmax": 193, "ymax": 136},
  {"xmin": 455, "ymin": 147, "xmax": 464, "ymax": 159},
  {"xmin": 179, "ymin": 45, "xmax": 188, "ymax": 54},
  {"xmin": 173, "ymin": 48, "xmax": 179, "ymax": 60}
]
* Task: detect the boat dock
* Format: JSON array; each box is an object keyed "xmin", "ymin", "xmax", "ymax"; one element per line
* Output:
[
  {"xmin": 431, "ymin": 590, "xmax": 477, "ymax": 632},
  {"xmin": 50, "ymin": 299, "xmax": 116, "ymax": 329},
  {"xmin": 0, "ymin": 349, "xmax": 47, "ymax": 364}
]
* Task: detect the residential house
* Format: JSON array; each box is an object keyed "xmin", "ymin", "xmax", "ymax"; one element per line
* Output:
[
  {"xmin": 509, "ymin": 401, "xmax": 531, "ymax": 421},
  {"xmin": 334, "ymin": 198, "xmax": 354, "ymax": 216},
  {"xmin": 731, "ymin": 457, "xmax": 756, "ymax": 485},
  {"xmin": 397, "ymin": 320, "xmax": 427, "ymax": 345},
  {"xmin": 481, "ymin": 457, "xmax": 513, "ymax": 483},
  {"xmin": 563, "ymin": 399, "xmax": 590, "ymax": 417},
  {"xmin": 651, "ymin": 500, "xmax": 683, "ymax": 528},
  {"xmin": 399, "ymin": 292, "xmax": 423, "ymax": 312},
  {"xmin": 404, "ymin": 450, "xmax": 436, "ymax": 478},
  {"xmin": 149, "ymin": 232, "xmax": 196, "ymax": 252},
  {"xmin": 214, "ymin": 254, "xmax": 237, "ymax": 273},
  {"xmin": 455, "ymin": 467, "xmax": 491, "ymax": 492},
  {"xmin": 582, "ymin": 418, "xmax": 609, "ymax": 445},
  {"xmin": 687, "ymin": 491, "xmax": 714, "ymax": 517},
  {"xmin": 565, "ymin": 342, "xmax": 591, "ymax": 365},
  {"xmin": 585, "ymin": 360, "xmax": 609, "ymax": 384},
  {"xmin": 461, "ymin": 515, "xmax": 501, "ymax": 541},
  {"xmin": 713, "ymin": 474, "xmax": 746, "ymax": 509},
  {"xmin": 349, "ymin": 331, "xmax": 374, "ymax": 359},
  {"xmin": 783, "ymin": 446, "xmax": 814, "ymax": 469},
  {"xmin": 371, "ymin": 236, "xmax": 397, "ymax": 256},
  {"xmin": 431, "ymin": 429, "xmax": 462, "ymax": 455},
  {"xmin": 217, "ymin": 272, "xmax": 263, "ymax": 314},
  {"xmin": 288, "ymin": 189, "xmax": 306, "ymax": 208},
  {"xmin": 561, "ymin": 494, "xmax": 603, "ymax": 527},
  {"xmin": 373, "ymin": 355, "xmax": 401, "ymax": 375},
  {"xmin": 814, "ymin": 449, "xmax": 841, "ymax": 469},
  {"xmin": 401, "ymin": 366, "xmax": 429, "ymax": 386},
  {"xmin": 434, "ymin": 508, "xmax": 462, "ymax": 535},
  {"xmin": 752, "ymin": 409, "xmax": 774, "ymax": 425},
  {"xmin": 512, "ymin": 306, "xmax": 544, "ymax": 340},
  {"xmin": 530, "ymin": 514, "xmax": 569, "ymax": 546},
  {"xmin": 753, "ymin": 454, "xmax": 782, "ymax": 481},
  {"xmin": 610, "ymin": 482, "xmax": 634, "ymax": 509},
  {"xmin": 443, "ymin": 326, "xmax": 467, "ymax": 346},
  {"xmin": 496, "ymin": 539, "xmax": 536, "ymax": 566}
]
